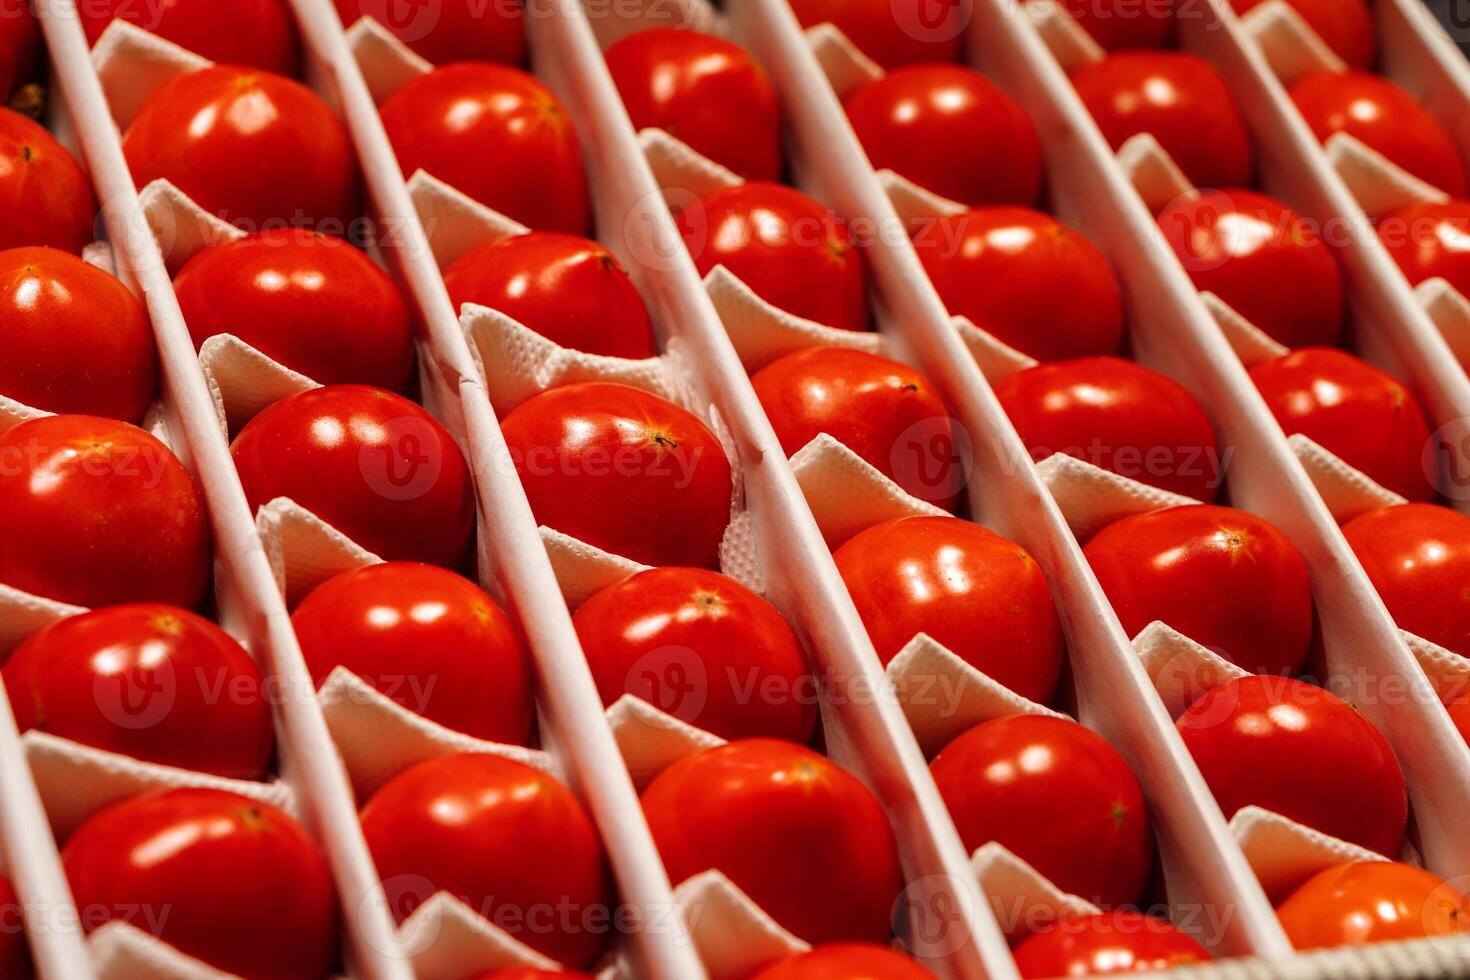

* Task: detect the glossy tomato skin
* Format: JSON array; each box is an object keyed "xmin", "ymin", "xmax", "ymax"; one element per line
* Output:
[
  {"xmin": 1072, "ymin": 53, "xmax": 1253, "ymax": 190},
  {"xmin": 0, "ymin": 108, "xmax": 96, "ymax": 254},
  {"xmin": 1230, "ymin": 0, "xmax": 1374, "ymax": 70},
  {"xmin": 1289, "ymin": 71, "xmax": 1468, "ymax": 196},
  {"xmin": 1342, "ymin": 504, "xmax": 1470, "ymax": 656},
  {"xmin": 63, "ymin": 788, "xmax": 338, "ymax": 979},
  {"xmin": 500, "ymin": 382, "xmax": 732, "ymax": 568},
  {"xmin": 1379, "ymin": 200, "xmax": 1470, "ymax": 301},
  {"xmin": 846, "ymin": 65, "xmax": 1042, "ymax": 207},
  {"xmin": 605, "ymin": 28, "xmax": 781, "ymax": 181},
  {"xmin": 0, "ymin": 872, "xmax": 26, "ymax": 978},
  {"xmin": 1061, "ymin": 0, "xmax": 1174, "ymax": 50},
  {"xmin": 676, "ymin": 182, "xmax": 869, "ymax": 331},
  {"xmin": 641, "ymin": 739, "xmax": 904, "ymax": 945},
  {"xmin": 332, "ymin": 0, "xmax": 525, "ymax": 67},
  {"xmin": 442, "ymin": 231, "xmax": 656, "ymax": 359},
  {"xmin": 230, "ymin": 386, "xmax": 475, "ymax": 568},
  {"xmin": 0, "ymin": 415, "xmax": 211, "ymax": 608},
  {"xmin": 1084, "ymin": 505, "xmax": 1313, "ymax": 675},
  {"xmin": 833, "ymin": 516, "xmax": 1063, "ymax": 703},
  {"xmin": 469, "ymin": 970, "xmax": 594, "ymax": 980},
  {"xmin": 123, "ymin": 67, "xmax": 360, "ymax": 234},
  {"xmin": 573, "ymin": 567, "xmax": 816, "ymax": 742},
  {"xmin": 1012, "ymin": 911, "xmax": 1212, "ymax": 978},
  {"xmin": 174, "ymin": 230, "xmax": 415, "ymax": 391},
  {"xmin": 930, "ymin": 716, "xmax": 1153, "ymax": 907},
  {"xmin": 1248, "ymin": 348, "xmax": 1434, "ymax": 501},
  {"xmin": 0, "ymin": 0, "xmax": 38, "ymax": 101},
  {"xmin": 1157, "ymin": 189, "xmax": 1344, "ymax": 348},
  {"xmin": 3, "ymin": 605, "xmax": 272, "ymax": 778},
  {"xmin": 912, "ymin": 207, "xmax": 1125, "ymax": 361},
  {"xmin": 788, "ymin": 0, "xmax": 961, "ymax": 68},
  {"xmin": 751, "ymin": 347, "xmax": 959, "ymax": 512},
  {"xmin": 1276, "ymin": 862, "xmax": 1470, "ymax": 949},
  {"xmin": 80, "ymin": 0, "xmax": 299, "ymax": 75},
  {"xmin": 1177, "ymin": 676, "xmax": 1407, "ymax": 859},
  {"xmin": 0, "ymin": 246, "xmax": 157, "ymax": 421},
  {"xmin": 996, "ymin": 357, "xmax": 1221, "ymax": 501},
  {"xmin": 361, "ymin": 753, "xmax": 612, "ymax": 966},
  {"xmin": 381, "ymin": 63, "xmax": 587, "ymax": 233},
  {"xmin": 750, "ymin": 943, "xmax": 934, "ymax": 979}
]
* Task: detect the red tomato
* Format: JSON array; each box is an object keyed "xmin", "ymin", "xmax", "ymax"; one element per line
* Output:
[
  {"xmin": 174, "ymin": 230, "xmax": 415, "ymax": 391},
  {"xmin": 1342, "ymin": 503, "xmax": 1470, "ymax": 656},
  {"xmin": 1248, "ymin": 348, "xmax": 1434, "ymax": 501},
  {"xmin": 380, "ymin": 63, "xmax": 587, "ymax": 234},
  {"xmin": 0, "ymin": 108, "xmax": 96, "ymax": 254},
  {"xmin": 1084, "ymin": 505, "xmax": 1312, "ymax": 675},
  {"xmin": 996, "ymin": 357, "xmax": 1220, "ymax": 501},
  {"xmin": 641, "ymin": 739, "xmax": 903, "ymax": 945},
  {"xmin": 470, "ymin": 970, "xmax": 594, "ymax": 980},
  {"xmin": 1177, "ymin": 675, "xmax": 1407, "ymax": 858},
  {"xmin": 442, "ymin": 231, "xmax": 657, "ymax": 359},
  {"xmin": 360, "ymin": 753, "xmax": 611, "ymax": 966},
  {"xmin": 1012, "ymin": 911, "xmax": 1212, "ymax": 977},
  {"xmin": 1071, "ymin": 53, "xmax": 1253, "ymax": 190},
  {"xmin": 1157, "ymin": 189, "xmax": 1344, "ymax": 348},
  {"xmin": 122, "ymin": 67, "xmax": 360, "ymax": 233},
  {"xmin": 1061, "ymin": 0, "xmax": 1174, "ymax": 51},
  {"xmin": 3, "ymin": 605, "xmax": 271, "ymax": 778},
  {"xmin": 332, "ymin": 0, "xmax": 524, "ymax": 67},
  {"xmin": 573, "ymin": 567, "xmax": 815, "ymax": 742},
  {"xmin": 1230, "ymin": 0, "xmax": 1374, "ymax": 70},
  {"xmin": 787, "ymin": 0, "xmax": 961, "ymax": 69},
  {"xmin": 292, "ymin": 562, "xmax": 535, "ymax": 744},
  {"xmin": 1289, "ymin": 71, "xmax": 1468, "ymax": 196},
  {"xmin": 0, "ymin": 246, "xmax": 156, "ymax": 421},
  {"xmin": 0, "ymin": 0, "xmax": 38, "ymax": 101},
  {"xmin": 1379, "ymin": 199, "xmax": 1470, "ymax": 301},
  {"xmin": 1276, "ymin": 862, "xmax": 1470, "ymax": 949},
  {"xmin": 751, "ymin": 347, "xmax": 960, "ymax": 512},
  {"xmin": 1447, "ymin": 692, "xmax": 1470, "ymax": 744},
  {"xmin": 230, "ymin": 385, "xmax": 475, "ymax": 568},
  {"xmin": 604, "ymin": 28, "xmax": 781, "ymax": 182},
  {"xmin": 63, "ymin": 789, "xmax": 337, "ymax": 979},
  {"xmin": 930, "ymin": 716, "xmax": 1152, "ymax": 906},
  {"xmin": 750, "ymin": 943, "xmax": 934, "ymax": 978},
  {"xmin": 845, "ymin": 65, "xmax": 1042, "ymax": 207},
  {"xmin": 676, "ymin": 182, "xmax": 869, "ymax": 331},
  {"xmin": 833, "ymin": 516, "xmax": 1063, "ymax": 703},
  {"xmin": 912, "ymin": 207, "xmax": 1125, "ymax": 361},
  {"xmin": 80, "ymin": 0, "xmax": 299, "ymax": 75},
  {"xmin": 0, "ymin": 415, "xmax": 211, "ymax": 608},
  {"xmin": 0, "ymin": 872, "xmax": 26, "ymax": 979},
  {"xmin": 499, "ymin": 382, "xmax": 732, "ymax": 568}
]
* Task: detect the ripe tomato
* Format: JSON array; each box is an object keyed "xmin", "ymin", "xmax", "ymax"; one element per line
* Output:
[
  {"xmin": 380, "ymin": 63, "xmax": 587, "ymax": 234},
  {"xmin": 332, "ymin": 0, "xmax": 525, "ymax": 67},
  {"xmin": 1289, "ymin": 71, "xmax": 1468, "ymax": 196},
  {"xmin": 1012, "ymin": 911, "xmax": 1212, "ymax": 977},
  {"xmin": 471, "ymin": 970, "xmax": 594, "ymax": 980},
  {"xmin": 1083, "ymin": 505, "xmax": 1313, "ymax": 675},
  {"xmin": 0, "ymin": 872, "xmax": 26, "ymax": 978},
  {"xmin": 123, "ymin": 67, "xmax": 360, "ymax": 233},
  {"xmin": 1379, "ymin": 200, "xmax": 1470, "ymax": 300},
  {"xmin": 1061, "ymin": 0, "xmax": 1174, "ymax": 51},
  {"xmin": 911, "ymin": 207, "xmax": 1124, "ymax": 361},
  {"xmin": 573, "ymin": 567, "xmax": 815, "ymax": 742},
  {"xmin": 499, "ymin": 382, "xmax": 732, "ymax": 568},
  {"xmin": 80, "ymin": 0, "xmax": 299, "ymax": 75},
  {"xmin": 1071, "ymin": 53, "xmax": 1253, "ymax": 190},
  {"xmin": 1342, "ymin": 504, "xmax": 1470, "ymax": 656},
  {"xmin": 1276, "ymin": 862, "xmax": 1470, "ymax": 949},
  {"xmin": 0, "ymin": 0, "xmax": 38, "ymax": 101},
  {"xmin": 442, "ymin": 231, "xmax": 656, "ymax": 359},
  {"xmin": 1157, "ymin": 189, "xmax": 1344, "ymax": 348},
  {"xmin": 0, "ymin": 108, "xmax": 96, "ymax": 254},
  {"xmin": 0, "ymin": 246, "xmax": 156, "ymax": 421},
  {"xmin": 845, "ymin": 65, "xmax": 1042, "ymax": 207},
  {"xmin": 833, "ymin": 516, "xmax": 1063, "ymax": 703},
  {"xmin": 3, "ymin": 604, "xmax": 272, "ymax": 778},
  {"xmin": 676, "ymin": 182, "xmax": 869, "ymax": 331},
  {"xmin": 1177, "ymin": 675, "xmax": 1407, "ymax": 858},
  {"xmin": 604, "ymin": 28, "xmax": 781, "ymax": 182},
  {"xmin": 641, "ymin": 739, "xmax": 903, "ymax": 945},
  {"xmin": 174, "ymin": 229, "xmax": 415, "ymax": 391},
  {"xmin": 930, "ymin": 716, "xmax": 1152, "ymax": 906},
  {"xmin": 360, "ymin": 753, "xmax": 611, "ymax": 966},
  {"xmin": 996, "ymin": 357, "xmax": 1220, "ymax": 501},
  {"xmin": 750, "ymin": 347, "xmax": 959, "ymax": 512},
  {"xmin": 0, "ymin": 415, "xmax": 211, "ymax": 608},
  {"xmin": 750, "ymin": 943, "xmax": 934, "ymax": 978},
  {"xmin": 787, "ymin": 0, "xmax": 961, "ymax": 68},
  {"xmin": 63, "ymin": 789, "xmax": 337, "ymax": 979},
  {"xmin": 230, "ymin": 385, "xmax": 475, "ymax": 568},
  {"xmin": 292, "ymin": 562, "xmax": 535, "ymax": 744},
  {"xmin": 1248, "ymin": 348, "xmax": 1434, "ymax": 501},
  {"xmin": 1229, "ymin": 0, "xmax": 1374, "ymax": 70}
]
